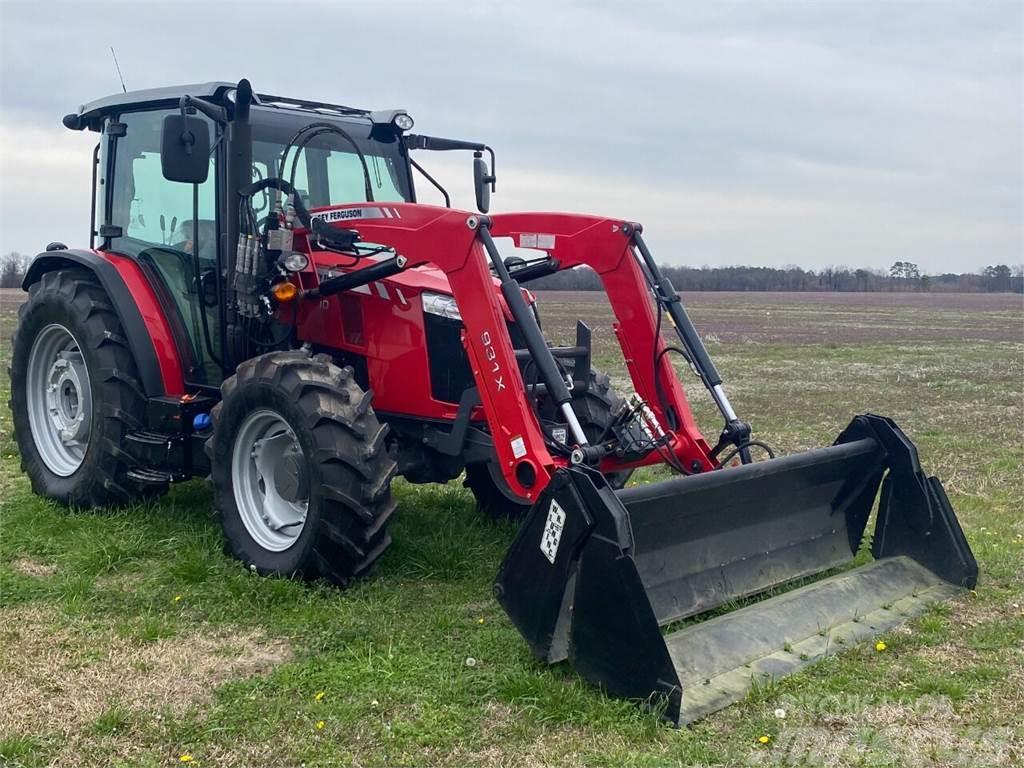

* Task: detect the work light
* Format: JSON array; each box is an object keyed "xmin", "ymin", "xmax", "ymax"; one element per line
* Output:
[
  {"xmin": 421, "ymin": 291, "xmax": 460, "ymax": 321},
  {"xmin": 283, "ymin": 252, "xmax": 309, "ymax": 272}
]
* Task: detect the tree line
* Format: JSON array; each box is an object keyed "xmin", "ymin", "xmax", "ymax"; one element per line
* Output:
[
  {"xmin": 530, "ymin": 261, "xmax": 1024, "ymax": 293},
  {"xmin": 2, "ymin": 250, "xmax": 1021, "ymax": 293}
]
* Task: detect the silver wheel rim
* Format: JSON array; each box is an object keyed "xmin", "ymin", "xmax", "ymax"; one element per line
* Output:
[
  {"xmin": 26, "ymin": 323, "xmax": 93, "ymax": 476},
  {"xmin": 231, "ymin": 409, "xmax": 309, "ymax": 552}
]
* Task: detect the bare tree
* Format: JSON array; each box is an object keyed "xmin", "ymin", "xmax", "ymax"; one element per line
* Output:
[{"xmin": 0, "ymin": 251, "xmax": 28, "ymax": 289}]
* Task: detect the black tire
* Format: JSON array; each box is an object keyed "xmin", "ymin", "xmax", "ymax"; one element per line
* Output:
[
  {"xmin": 465, "ymin": 369, "xmax": 633, "ymax": 520},
  {"xmin": 8, "ymin": 269, "xmax": 157, "ymax": 507},
  {"xmin": 209, "ymin": 350, "xmax": 396, "ymax": 586}
]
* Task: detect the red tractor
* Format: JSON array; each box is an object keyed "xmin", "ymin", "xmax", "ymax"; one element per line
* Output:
[{"xmin": 10, "ymin": 79, "xmax": 977, "ymax": 724}]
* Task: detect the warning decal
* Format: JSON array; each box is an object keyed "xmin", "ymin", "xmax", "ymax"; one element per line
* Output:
[
  {"xmin": 540, "ymin": 499, "xmax": 566, "ymax": 565},
  {"xmin": 518, "ymin": 233, "xmax": 556, "ymax": 251},
  {"xmin": 511, "ymin": 436, "xmax": 527, "ymax": 459}
]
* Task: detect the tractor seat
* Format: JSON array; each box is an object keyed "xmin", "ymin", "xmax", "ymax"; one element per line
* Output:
[{"xmin": 172, "ymin": 219, "xmax": 218, "ymax": 263}]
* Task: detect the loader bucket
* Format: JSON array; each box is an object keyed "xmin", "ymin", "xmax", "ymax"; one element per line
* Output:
[{"xmin": 494, "ymin": 414, "xmax": 977, "ymax": 725}]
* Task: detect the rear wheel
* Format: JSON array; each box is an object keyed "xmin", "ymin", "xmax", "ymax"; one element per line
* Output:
[
  {"xmin": 465, "ymin": 369, "xmax": 633, "ymax": 520},
  {"xmin": 9, "ymin": 269, "xmax": 156, "ymax": 506},
  {"xmin": 210, "ymin": 350, "xmax": 396, "ymax": 586}
]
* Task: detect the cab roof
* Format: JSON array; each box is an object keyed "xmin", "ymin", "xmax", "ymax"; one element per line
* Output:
[{"xmin": 65, "ymin": 81, "xmax": 374, "ymax": 131}]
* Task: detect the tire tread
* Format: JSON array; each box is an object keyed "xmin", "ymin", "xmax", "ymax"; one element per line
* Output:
[
  {"xmin": 8, "ymin": 269, "xmax": 159, "ymax": 507},
  {"xmin": 210, "ymin": 351, "xmax": 396, "ymax": 587}
]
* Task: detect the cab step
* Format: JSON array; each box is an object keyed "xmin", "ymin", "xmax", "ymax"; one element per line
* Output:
[{"xmin": 126, "ymin": 467, "xmax": 185, "ymax": 485}]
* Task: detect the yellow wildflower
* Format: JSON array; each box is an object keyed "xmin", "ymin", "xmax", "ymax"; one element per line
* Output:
[
  {"xmin": 478, "ymin": 618, "xmax": 485, "ymax": 625},
  {"xmin": 316, "ymin": 720, "xmax": 325, "ymax": 730},
  {"xmin": 875, "ymin": 641, "xmax": 887, "ymax": 652},
  {"xmin": 180, "ymin": 756, "xmax": 194, "ymax": 763},
  {"xmin": 315, "ymin": 690, "xmax": 325, "ymax": 701},
  {"xmin": 173, "ymin": 595, "xmax": 182, "ymax": 603},
  {"xmin": 758, "ymin": 735, "xmax": 770, "ymax": 744}
]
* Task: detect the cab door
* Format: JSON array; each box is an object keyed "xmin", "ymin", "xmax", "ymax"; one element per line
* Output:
[{"xmin": 105, "ymin": 108, "xmax": 223, "ymax": 386}]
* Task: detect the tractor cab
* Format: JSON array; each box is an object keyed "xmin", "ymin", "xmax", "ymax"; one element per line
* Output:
[{"xmin": 64, "ymin": 82, "xmax": 422, "ymax": 387}]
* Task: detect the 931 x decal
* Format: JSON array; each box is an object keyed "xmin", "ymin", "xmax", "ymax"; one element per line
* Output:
[{"xmin": 480, "ymin": 330, "xmax": 506, "ymax": 392}]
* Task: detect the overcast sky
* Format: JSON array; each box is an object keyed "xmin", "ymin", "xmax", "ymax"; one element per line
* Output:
[{"xmin": 1, "ymin": 0, "xmax": 1021, "ymax": 273}]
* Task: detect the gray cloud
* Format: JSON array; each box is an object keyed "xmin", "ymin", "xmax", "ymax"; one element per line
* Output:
[{"xmin": 1, "ymin": 0, "xmax": 1020, "ymax": 272}]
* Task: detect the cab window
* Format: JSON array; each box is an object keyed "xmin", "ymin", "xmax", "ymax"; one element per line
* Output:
[
  {"xmin": 110, "ymin": 110, "xmax": 216, "ymax": 258},
  {"xmin": 250, "ymin": 107, "xmax": 412, "ymax": 208},
  {"xmin": 324, "ymin": 149, "xmax": 405, "ymax": 203}
]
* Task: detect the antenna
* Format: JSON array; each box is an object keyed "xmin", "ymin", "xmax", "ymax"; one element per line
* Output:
[{"xmin": 110, "ymin": 47, "xmax": 127, "ymax": 93}]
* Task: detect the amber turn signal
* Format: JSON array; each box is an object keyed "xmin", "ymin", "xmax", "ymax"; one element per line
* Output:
[{"xmin": 272, "ymin": 282, "xmax": 299, "ymax": 302}]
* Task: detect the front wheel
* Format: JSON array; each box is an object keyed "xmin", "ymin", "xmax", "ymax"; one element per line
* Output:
[
  {"xmin": 209, "ymin": 351, "xmax": 396, "ymax": 586},
  {"xmin": 9, "ymin": 269, "xmax": 155, "ymax": 507}
]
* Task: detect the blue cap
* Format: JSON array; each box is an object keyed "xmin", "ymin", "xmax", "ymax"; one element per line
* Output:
[{"xmin": 193, "ymin": 413, "xmax": 212, "ymax": 431}]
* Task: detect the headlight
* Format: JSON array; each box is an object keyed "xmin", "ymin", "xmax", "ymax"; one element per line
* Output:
[
  {"xmin": 422, "ymin": 291, "xmax": 461, "ymax": 321},
  {"xmin": 393, "ymin": 113, "xmax": 415, "ymax": 131},
  {"xmin": 282, "ymin": 252, "xmax": 309, "ymax": 272}
]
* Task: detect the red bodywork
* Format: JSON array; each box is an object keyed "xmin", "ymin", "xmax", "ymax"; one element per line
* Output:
[
  {"xmin": 101, "ymin": 251, "xmax": 187, "ymax": 396},
  {"xmin": 291, "ymin": 203, "xmax": 716, "ymax": 501},
  {"xmin": 97, "ymin": 202, "xmax": 717, "ymax": 501}
]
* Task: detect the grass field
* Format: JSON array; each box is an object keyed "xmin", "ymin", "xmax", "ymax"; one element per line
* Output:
[{"xmin": 1, "ymin": 288, "xmax": 1022, "ymax": 767}]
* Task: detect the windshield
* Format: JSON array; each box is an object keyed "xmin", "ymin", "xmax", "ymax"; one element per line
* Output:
[{"xmin": 250, "ymin": 107, "xmax": 413, "ymax": 213}]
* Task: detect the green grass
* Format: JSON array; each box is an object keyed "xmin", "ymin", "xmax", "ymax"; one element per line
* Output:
[{"xmin": 1, "ymin": 292, "xmax": 1022, "ymax": 767}]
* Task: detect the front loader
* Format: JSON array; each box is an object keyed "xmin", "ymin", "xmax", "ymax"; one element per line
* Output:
[{"xmin": 9, "ymin": 78, "xmax": 976, "ymax": 725}]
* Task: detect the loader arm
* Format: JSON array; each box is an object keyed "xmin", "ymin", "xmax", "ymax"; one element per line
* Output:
[
  {"xmin": 298, "ymin": 202, "xmax": 561, "ymax": 501},
  {"xmin": 489, "ymin": 212, "xmax": 719, "ymax": 471},
  {"xmin": 300, "ymin": 204, "xmax": 732, "ymax": 498}
]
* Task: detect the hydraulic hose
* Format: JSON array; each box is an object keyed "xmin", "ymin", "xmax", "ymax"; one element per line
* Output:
[
  {"xmin": 307, "ymin": 255, "xmax": 407, "ymax": 298},
  {"xmin": 284, "ymin": 124, "xmax": 375, "ymax": 203},
  {"xmin": 477, "ymin": 224, "xmax": 588, "ymax": 446}
]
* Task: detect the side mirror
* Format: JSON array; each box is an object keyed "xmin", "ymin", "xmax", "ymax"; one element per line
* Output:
[
  {"xmin": 161, "ymin": 114, "xmax": 210, "ymax": 183},
  {"xmin": 473, "ymin": 154, "xmax": 495, "ymax": 214}
]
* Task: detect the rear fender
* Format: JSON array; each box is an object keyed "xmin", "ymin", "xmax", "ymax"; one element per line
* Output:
[{"xmin": 22, "ymin": 249, "xmax": 184, "ymax": 396}]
